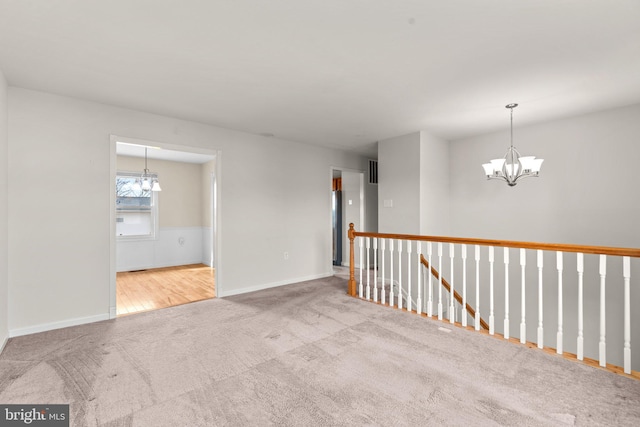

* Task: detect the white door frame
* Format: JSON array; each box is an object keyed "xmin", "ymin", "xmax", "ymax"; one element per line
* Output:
[
  {"xmin": 109, "ymin": 135, "xmax": 222, "ymax": 319},
  {"xmin": 329, "ymin": 166, "xmax": 365, "ymax": 269}
]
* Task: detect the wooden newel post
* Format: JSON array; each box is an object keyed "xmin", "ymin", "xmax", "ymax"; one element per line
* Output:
[{"xmin": 348, "ymin": 223, "xmax": 357, "ymax": 296}]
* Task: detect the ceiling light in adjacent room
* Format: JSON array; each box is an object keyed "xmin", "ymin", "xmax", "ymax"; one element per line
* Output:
[{"xmin": 140, "ymin": 147, "xmax": 161, "ymax": 192}]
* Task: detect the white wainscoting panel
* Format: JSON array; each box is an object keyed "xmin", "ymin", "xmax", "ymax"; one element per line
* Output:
[
  {"xmin": 116, "ymin": 239, "xmax": 155, "ymax": 272},
  {"xmin": 116, "ymin": 226, "xmax": 206, "ymax": 272}
]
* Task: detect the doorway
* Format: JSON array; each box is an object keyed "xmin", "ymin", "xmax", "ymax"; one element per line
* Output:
[
  {"xmin": 332, "ymin": 171, "xmax": 343, "ymax": 266},
  {"xmin": 109, "ymin": 136, "xmax": 221, "ymax": 318},
  {"xmin": 330, "ymin": 167, "xmax": 364, "ymax": 270}
]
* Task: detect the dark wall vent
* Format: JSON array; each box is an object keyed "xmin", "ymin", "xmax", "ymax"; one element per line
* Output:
[{"xmin": 368, "ymin": 159, "xmax": 378, "ymax": 184}]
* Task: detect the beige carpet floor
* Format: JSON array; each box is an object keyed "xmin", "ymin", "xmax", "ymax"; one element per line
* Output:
[{"xmin": 1, "ymin": 274, "xmax": 640, "ymax": 426}]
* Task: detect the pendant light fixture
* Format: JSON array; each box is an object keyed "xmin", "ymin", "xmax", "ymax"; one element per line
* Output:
[
  {"xmin": 482, "ymin": 103, "xmax": 543, "ymax": 186},
  {"xmin": 141, "ymin": 147, "xmax": 161, "ymax": 192}
]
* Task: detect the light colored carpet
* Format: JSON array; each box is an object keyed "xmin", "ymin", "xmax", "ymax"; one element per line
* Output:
[{"xmin": 1, "ymin": 274, "xmax": 639, "ymax": 426}]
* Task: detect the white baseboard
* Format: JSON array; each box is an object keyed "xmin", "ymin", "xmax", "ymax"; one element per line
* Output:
[
  {"xmin": 116, "ymin": 258, "xmax": 204, "ymax": 273},
  {"xmin": 218, "ymin": 272, "xmax": 333, "ymax": 298},
  {"xmin": 9, "ymin": 313, "xmax": 110, "ymax": 338},
  {"xmin": 0, "ymin": 334, "xmax": 8, "ymax": 355},
  {"xmin": 110, "ymin": 306, "xmax": 117, "ymax": 319}
]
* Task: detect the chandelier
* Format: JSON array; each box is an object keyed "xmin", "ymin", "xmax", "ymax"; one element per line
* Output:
[
  {"xmin": 136, "ymin": 147, "xmax": 162, "ymax": 192},
  {"xmin": 482, "ymin": 103, "xmax": 543, "ymax": 186}
]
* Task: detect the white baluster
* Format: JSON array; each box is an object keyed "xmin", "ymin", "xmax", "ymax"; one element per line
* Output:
[
  {"xmin": 366, "ymin": 237, "xmax": 371, "ymax": 300},
  {"xmin": 462, "ymin": 245, "xmax": 468, "ymax": 327},
  {"xmin": 489, "ymin": 246, "xmax": 495, "ymax": 335},
  {"xmin": 427, "ymin": 242, "xmax": 433, "ymax": 317},
  {"xmin": 504, "ymin": 247, "xmax": 510, "ymax": 340},
  {"xmin": 416, "ymin": 242, "xmax": 422, "ymax": 315},
  {"xmin": 537, "ymin": 250, "xmax": 544, "ymax": 349},
  {"xmin": 381, "ymin": 239, "xmax": 386, "ymax": 305},
  {"xmin": 398, "ymin": 241, "xmax": 403, "ymax": 310},
  {"xmin": 359, "ymin": 237, "xmax": 363, "ymax": 298},
  {"xmin": 623, "ymin": 256, "xmax": 631, "ymax": 374},
  {"xmin": 520, "ymin": 248, "xmax": 526, "ymax": 344},
  {"xmin": 450, "ymin": 243, "xmax": 455, "ymax": 324},
  {"xmin": 475, "ymin": 245, "xmax": 481, "ymax": 331},
  {"xmin": 373, "ymin": 238, "xmax": 378, "ymax": 303},
  {"xmin": 407, "ymin": 241, "xmax": 412, "ymax": 312},
  {"xmin": 557, "ymin": 251, "xmax": 563, "ymax": 355},
  {"xmin": 599, "ymin": 255, "xmax": 607, "ymax": 367},
  {"xmin": 577, "ymin": 253, "xmax": 584, "ymax": 360},
  {"xmin": 438, "ymin": 243, "xmax": 443, "ymax": 320},
  {"xmin": 389, "ymin": 239, "xmax": 395, "ymax": 307}
]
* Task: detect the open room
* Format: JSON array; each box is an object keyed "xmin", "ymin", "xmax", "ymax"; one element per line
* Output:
[
  {"xmin": 114, "ymin": 139, "xmax": 217, "ymax": 316},
  {"xmin": 0, "ymin": 1, "xmax": 639, "ymax": 425}
]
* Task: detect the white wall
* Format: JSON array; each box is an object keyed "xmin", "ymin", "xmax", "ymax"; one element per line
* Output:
[
  {"xmin": 7, "ymin": 87, "xmax": 369, "ymax": 335},
  {"xmin": 378, "ymin": 130, "xmax": 450, "ymax": 236},
  {"xmin": 450, "ymin": 104, "xmax": 640, "ymax": 246},
  {"xmin": 419, "ymin": 131, "xmax": 450, "ymax": 236},
  {"xmin": 0, "ymin": 70, "xmax": 8, "ymax": 351},
  {"xmin": 378, "ymin": 132, "xmax": 421, "ymax": 234},
  {"xmin": 341, "ymin": 171, "xmax": 362, "ymax": 267},
  {"xmin": 449, "ymin": 104, "xmax": 640, "ymax": 369}
]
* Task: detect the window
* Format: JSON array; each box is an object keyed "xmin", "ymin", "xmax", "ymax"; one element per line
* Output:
[{"xmin": 115, "ymin": 172, "xmax": 158, "ymax": 239}]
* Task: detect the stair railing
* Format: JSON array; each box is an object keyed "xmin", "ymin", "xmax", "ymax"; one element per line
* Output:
[
  {"xmin": 347, "ymin": 223, "xmax": 640, "ymax": 375},
  {"xmin": 420, "ymin": 254, "xmax": 489, "ymax": 330}
]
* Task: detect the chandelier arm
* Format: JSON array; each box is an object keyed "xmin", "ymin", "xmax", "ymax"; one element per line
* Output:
[
  {"xmin": 502, "ymin": 147, "xmax": 514, "ymax": 185},
  {"xmin": 510, "ymin": 149, "xmax": 516, "ymax": 182}
]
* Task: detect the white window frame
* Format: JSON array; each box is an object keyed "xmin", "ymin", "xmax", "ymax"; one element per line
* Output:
[{"xmin": 115, "ymin": 171, "xmax": 159, "ymax": 241}]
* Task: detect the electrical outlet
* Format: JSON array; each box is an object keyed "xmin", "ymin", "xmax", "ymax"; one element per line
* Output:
[{"xmin": 284, "ymin": 252, "xmax": 289, "ymax": 260}]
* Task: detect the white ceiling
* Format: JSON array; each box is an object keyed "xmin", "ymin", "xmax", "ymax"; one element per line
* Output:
[{"xmin": 1, "ymin": 1, "xmax": 639, "ymax": 156}]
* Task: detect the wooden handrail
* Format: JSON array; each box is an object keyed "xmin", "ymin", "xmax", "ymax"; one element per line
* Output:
[
  {"xmin": 348, "ymin": 223, "xmax": 357, "ymax": 296},
  {"xmin": 349, "ymin": 227, "xmax": 640, "ymax": 258},
  {"xmin": 420, "ymin": 254, "xmax": 489, "ymax": 330}
]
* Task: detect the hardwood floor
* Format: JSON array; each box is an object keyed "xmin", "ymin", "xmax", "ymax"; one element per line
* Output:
[{"xmin": 116, "ymin": 264, "xmax": 215, "ymax": 316}]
